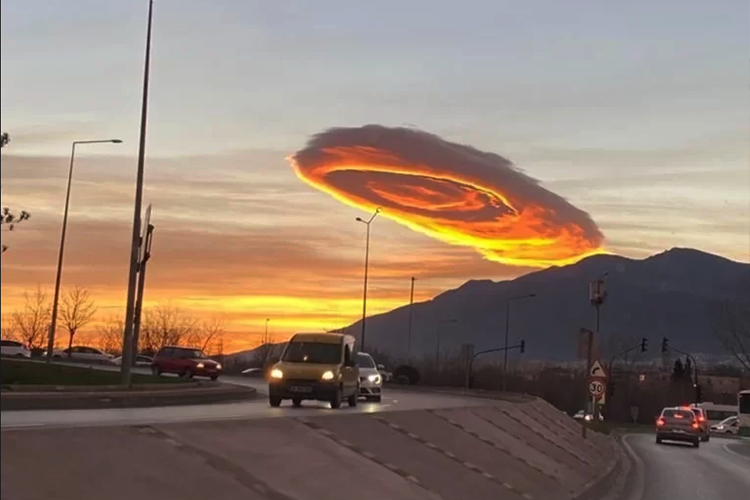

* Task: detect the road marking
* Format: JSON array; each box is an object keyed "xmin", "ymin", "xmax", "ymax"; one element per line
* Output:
[
  {"xmin": 722, "ymin": 443, "xmax": 750, "ymax": 462},
  {"xmin": 619, "ymin": 434, "xmax": 646, "ymax": 500}
]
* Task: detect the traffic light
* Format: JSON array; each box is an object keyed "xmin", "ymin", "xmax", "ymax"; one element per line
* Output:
[
  {"xmin": 519, "ymin": 339, "xmax": 526, "ymax": 354},
  {"xmin": 661, "ymin": 337, "xmax": 669, "ymax": 353},
  {"xmin": 640, "ymin": 337, "xmax": 648, "ymax": 353}
]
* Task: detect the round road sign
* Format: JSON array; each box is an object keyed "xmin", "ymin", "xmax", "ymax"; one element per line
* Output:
[{"xmin": 589, "ymin": 380, "xmax": 605, "ymax": 397}]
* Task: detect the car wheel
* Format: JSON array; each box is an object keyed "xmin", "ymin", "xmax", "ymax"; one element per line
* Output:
[
  {"xmin": 210, "ymin": 375, "xmax": 218, "ymax": 381},
  {"xmin": 15, "ymin": 353, "xmax": 25, "ymax": 357},
  {"xmin": 183, "ymin": 369, "xmax": 195, "ymax": 379},
  {"xmin": 347, "ymin": 391, "xmax": 358, "ymax": 408},
  {"xmin": 655, "ymin": 436, "xmax": 662, "ymax": 444},
  {"xmin": 292, "ymin": 398, "xmax": 302, "ymax": 408},
  {"xmin": 704, "ymin": 434, "xmax": 710, "ymax": 442},
  {"xmin": 151, "ymin": 366, "xmax": 161, "ymax": 376},
  {"xmin": 330, "ymin": 387, "xmax": 342, "ymax": 409},
  {"xmin": 693, "ymin": 440, "xmax": 700, "ymax": 448},
  {"xmin": 269, "ymin": 396, "xmax": 282, "ymax": 407}
]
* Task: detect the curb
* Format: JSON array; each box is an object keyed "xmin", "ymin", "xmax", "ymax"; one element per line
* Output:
[
  {"xmin": 0, "ymin": 384, "xmax": 257, "ymax": 411},
  {"xmin": 572, "ymin": 436, "xmax": 626, "ymax": 500}
]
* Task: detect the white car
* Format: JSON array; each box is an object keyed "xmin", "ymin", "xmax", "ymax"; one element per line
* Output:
[
  {"xmin": 47, "ymin": 346, "xmax": 115, "ymax": 364},
  {"xmin": 710, "ymin": 416, "xmax": 739, "ymax": 435},
  {"xmin": 112, "ymin": 355, "xmax": 153, "ymax": 367},
  {"xmin": 0, "ymin": 339, "xmax": 31, "ymax": 358},
  {"xmin": 357, "ymin": 352, "xmax": 383, "ymax": 402},
  {"xmin": 573, "ymin": 410, "xmax": 604, "ymax": 422}
]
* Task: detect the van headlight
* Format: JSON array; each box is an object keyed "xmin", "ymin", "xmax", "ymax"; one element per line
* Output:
[
  {"xmin": 368, "ymin": 374, "xmax": 382, "ymax": 384},
  {"xmin": 270, "ymin": 369, "xmax": 284, "ymax": 379},
  {"xmin": 321, "ymin": 371, "xmax": 335, "ymax": 381}
]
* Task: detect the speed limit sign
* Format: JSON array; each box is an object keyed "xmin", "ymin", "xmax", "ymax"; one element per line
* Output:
[{"xmin": 589, "ymin": 379, "xmax": 605, "ymax": 397}]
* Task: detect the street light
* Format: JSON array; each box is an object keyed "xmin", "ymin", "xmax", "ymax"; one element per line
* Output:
[
  {"xmin": 502, "ymin": 293, "xmax": 536, "ymax": 391},
  {"xmin": 436, "ymin": 318, "xmax": 458, "ymax": 366},
  {"xmin": 121, "ymin": 0, "xmax": 155, "ymax": 385},
  {"xmin": 264, "ymin": 318, "xmax": 270, "ymax": 344},
  {"xmin": 356, "ymin": 207, "xmax": 381, "ymax": 352},
  {"xmin": 45, "ymin": 139, "xmax": 123, "ymax": 362}
]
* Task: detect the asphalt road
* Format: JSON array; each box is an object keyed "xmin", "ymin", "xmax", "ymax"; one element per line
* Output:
[
  {"xmin": 1, "ymin": 364, "xmax": 486, "ymax": 430},
  {"xmin": 614, "ymin": 433, "xmax": 750, "ymax": 500}
]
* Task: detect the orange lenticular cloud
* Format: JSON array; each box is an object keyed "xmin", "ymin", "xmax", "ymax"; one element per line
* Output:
[{"xmin": 290, "ymin": 125, "xmax": 607, "ymax": 267}]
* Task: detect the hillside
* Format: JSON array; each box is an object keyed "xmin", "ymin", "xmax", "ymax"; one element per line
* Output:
[{"xmin": 338, "ymin": 248, "xmax": 750, "ymax": 362}]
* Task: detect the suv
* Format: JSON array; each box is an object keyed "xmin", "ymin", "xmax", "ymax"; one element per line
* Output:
[
  {"xmin": 151, "ymin": 346, "xmax": 222, "ymax": 380},
  {"xmin": 688, "ymin": 406, "xmax": 711, "ymax": 442},
  {"xmin": 655, "ymin": 407, "xmax": 702, "ymax": 448}
]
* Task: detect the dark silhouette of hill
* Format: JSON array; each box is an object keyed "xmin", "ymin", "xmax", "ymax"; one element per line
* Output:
[{"xmin": 342, "ymin": 248, "xmax": 750, "ymax": 362}]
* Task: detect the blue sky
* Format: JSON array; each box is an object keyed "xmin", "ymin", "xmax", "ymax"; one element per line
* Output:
[{"xmin": 1, "ymin": 0, "xmax": 748, "ymax": 345}]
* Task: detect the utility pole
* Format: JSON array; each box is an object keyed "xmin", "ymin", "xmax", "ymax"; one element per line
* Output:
[
  {"xmin": 407, "ymin": 276, "xmax": 416, "ymax": 358},
  {"xmin": 121, "ymin": 0, "xmax": 154, "ymax": 386},
  {"xmin": 131, "ymin": 205, "xmax": 154, "ymax": 364}
]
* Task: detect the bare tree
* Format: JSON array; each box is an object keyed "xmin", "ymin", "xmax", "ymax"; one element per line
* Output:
[
  {"xmin": 1, "ymin": 132, "xmax": 31, "ymax": 254},
  {"xmin": 140, "ymin": 305, "xmax": 196, "ymax": 353},
  {"xmin": 1, "ymin": 317, "xmax": 18, "ymax": 341},
  {"xmin": 11, "ymin": 287, "xmax": 51, "ymax": 349},
  {"xmin": 711, "ymin": 299, "xmax": 750, "ymax": 371},
  {"xmin": 59, "ymin": 286, "xmax": 97, "ymax": 355},
  {"xmin": 185, "ymin": 317, "xmax": 225, "ymax": 355},
  {"xmin": 97, "ymin": 316, "xmax": 124, "ymax": 355}
]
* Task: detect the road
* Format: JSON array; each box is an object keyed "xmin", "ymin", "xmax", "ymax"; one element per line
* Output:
[
  {"xmin": 1, "ymin": 365, "xmax": 486, "ymax": 430},
  {"xmin": 613, "ymin": 433, "xmax": 750, "ymax": 500}
]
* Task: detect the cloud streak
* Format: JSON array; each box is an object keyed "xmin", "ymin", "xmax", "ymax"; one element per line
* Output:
[{"xmin": 291, "ymin": 125, "xmax": 606, "ymax": 267}]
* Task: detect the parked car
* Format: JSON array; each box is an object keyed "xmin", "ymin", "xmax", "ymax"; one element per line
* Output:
[
  {"xmin": 112, "ymin": 355, "xmax": 153, "ymax": 367},
  {"xmin": 44, "ymin": 346, "xmax": 116, "ymax": 364},
  {"xmin": 151, "ymin": 346, "xmax": 222, "ymax": 380},
  {"xmin": 0, "ymin": 339, "xmax": 31, "ymax": 358}
]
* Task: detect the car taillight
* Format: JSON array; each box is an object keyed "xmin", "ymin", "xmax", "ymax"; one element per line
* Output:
[
  {"xmin": 691, "ymin": 421, "xmax": 700, "ymax": 429},
  {"xmin": 656, "ymin": 418, "xmax": 666, "ymax": 426},
  {"xmin": 697, "ymin": 416, "xmax": 705, "ymax": 422}
]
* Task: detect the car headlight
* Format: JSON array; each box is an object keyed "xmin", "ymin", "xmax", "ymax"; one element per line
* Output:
[
  {"xmin": 196, "ymin": 363, "xmax": 205, "ymax": 368},
  {"xmin": 368, "ymin": 374, "xmax": 382, "ymax": 384},
  {"xmin": 584, "ymin": 414, "xmax": 592, "ymax": 421},
  {"xmin": 216, "ymin": 364, "xmax": 222, "ymax": 370},
  {"xmin": 321, "ymin": 370, "xmax": 335, "ymax": 381},
  {"xmin": 270, "ymin": 368, "xmax": 284, "ymax": 379}
]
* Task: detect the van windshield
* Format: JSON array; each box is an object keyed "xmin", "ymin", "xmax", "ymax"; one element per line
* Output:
[{"xmin": 282, "ymin": 342, "xmax": 341, "ymax": 364}]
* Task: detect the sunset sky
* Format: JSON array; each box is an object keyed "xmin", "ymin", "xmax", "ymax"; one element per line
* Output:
[{"xmin": 1, "ymin": 0, "xmax": 748, "ymax": 352}]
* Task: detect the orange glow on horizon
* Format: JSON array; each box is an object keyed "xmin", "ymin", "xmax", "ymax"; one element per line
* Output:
[{"xmin": 290, "ymin": 128, "xmax": 608, "ymax": 268}]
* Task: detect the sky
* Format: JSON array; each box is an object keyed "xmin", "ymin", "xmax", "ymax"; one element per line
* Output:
[{"xmin": 1, "ymin": 0, "xmax": 749, "ymax": 352}]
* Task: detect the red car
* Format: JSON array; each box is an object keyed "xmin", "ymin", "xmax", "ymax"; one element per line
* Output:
[{"xmin": 151, "ymin": 346, "xmax": 222, "ymax": 380}]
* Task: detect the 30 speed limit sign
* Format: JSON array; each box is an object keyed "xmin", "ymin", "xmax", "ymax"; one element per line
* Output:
[{"xmin": 589, "ymin": 380, "xmax": 605, "ymax": 397}]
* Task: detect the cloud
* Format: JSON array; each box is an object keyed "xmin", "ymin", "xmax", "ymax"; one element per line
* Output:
[{"xmin": 290, "ymin": 124, "xmax": 606, "ymax": 268}]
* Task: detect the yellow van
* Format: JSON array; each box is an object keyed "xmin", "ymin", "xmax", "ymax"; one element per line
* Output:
[{"xmin": 267, "ymin": 332, "xmax": 360, "ymax": 409}]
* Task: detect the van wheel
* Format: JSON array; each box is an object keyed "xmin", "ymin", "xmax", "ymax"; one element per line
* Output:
[
  {"xmin": 330, "ymin": 388, "xmax": 342, "ymax": 409},
  {"xmin": 292, "ymin": 398, "xmax": 302, "ymax": 407},
  {"xmin": 347, "ymin": 391, "xmax": 358, "ymax": 408},
  {"xmin": 269, "ymin": 396, "xmax": 282, "ymax": 407}
]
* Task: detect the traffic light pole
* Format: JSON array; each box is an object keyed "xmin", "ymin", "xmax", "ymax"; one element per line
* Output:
[{"xmin": 465, "ymin": 341, "xmax": 525, "ymax": 390}]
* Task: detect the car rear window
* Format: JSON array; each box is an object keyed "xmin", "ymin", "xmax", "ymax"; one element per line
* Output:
[{"xmin": 662, "ymin": 409, "xmax": 694, "ymax": 419}]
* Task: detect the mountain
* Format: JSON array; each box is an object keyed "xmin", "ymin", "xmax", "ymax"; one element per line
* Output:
[{"xmin": 341, "ymin": 248, "xmax": 750, "ymax": 362}]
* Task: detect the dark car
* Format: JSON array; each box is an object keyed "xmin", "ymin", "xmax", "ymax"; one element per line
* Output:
[
  {"xmin": 655, "ymin": 407, "xmax": 702, "ymax": 447},
  {"xmin": 151, "ymin": 346, "xmax": 222, "ymax": 380}
]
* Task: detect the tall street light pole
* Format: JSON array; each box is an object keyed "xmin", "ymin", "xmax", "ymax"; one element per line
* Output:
[
  {"xmin": 121, "ymin": 0, "xmax": 155, "ymax": 385},
  {"xmin": 356, "ymin": 207, "xmax": 381, "ymax": 352},
  {"xmin": 407, "ymin": 276, "xmax": 416, "ymax": 358},
  {"xmin": 45, "ymin": 139, "xmax": 123, "ymax": 362},
  {"xmin": 502, "ymin": 293, "xmax": 536, "ymax": 391},
  {"xmin": 264, "ymin": 318, "xmax": 270, "ymax": 344}
]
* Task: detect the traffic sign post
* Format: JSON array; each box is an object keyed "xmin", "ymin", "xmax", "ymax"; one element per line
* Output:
[
  {"xmin": 589, "ymin": 379, "xmax": 606, "ymax": 398},
  {"xmin": 587, "ymin": 359, "xmax": 608, "ymax": 425}
]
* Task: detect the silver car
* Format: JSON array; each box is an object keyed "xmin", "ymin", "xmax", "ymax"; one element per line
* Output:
[{"xmin": 357, "ymin": 352, "xmax": 383, "ymax": 402}]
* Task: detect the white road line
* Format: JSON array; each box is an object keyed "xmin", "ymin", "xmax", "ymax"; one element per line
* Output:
[
  {"xmin": 722, "ymin": 443, "xmax": 750, "ymax": 462},
  {"xmin": 620, "ymin": 434, "xmax": 646, "ymax": 500}
]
